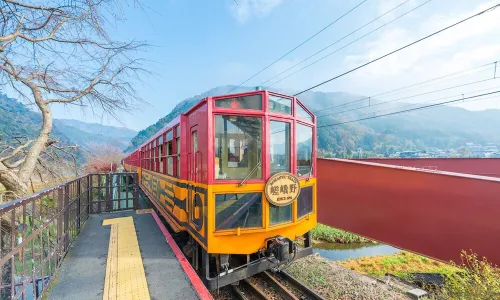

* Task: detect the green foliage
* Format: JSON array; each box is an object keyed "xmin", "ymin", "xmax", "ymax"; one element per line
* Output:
[
  {"xmin": 311, "ymin": 223, "xmax": 372, "ymax": 243},
  {"xmin": 439, "ymin": 251, "xmax": 500, "ymax": 300}
]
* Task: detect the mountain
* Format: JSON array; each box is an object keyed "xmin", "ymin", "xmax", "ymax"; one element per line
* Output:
[
  {"xmin": 126, "ymin": 86, "xmax": 500, "ymax": 156},
  {"xmin": 0, "ymin": 93, "xmax": 137, "ymax": 152},
  {"xmin": 54, "ymin": 119, "xmax": 136, "ymax": 150},
  {"xmin": 0, "ymin": 93, "xmax": 73, "ymax": 146}
]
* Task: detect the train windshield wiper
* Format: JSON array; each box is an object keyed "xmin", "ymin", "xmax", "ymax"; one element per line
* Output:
[{"xmin": 238, "ymin": 161, "xmax": 261, "ymax": 187}]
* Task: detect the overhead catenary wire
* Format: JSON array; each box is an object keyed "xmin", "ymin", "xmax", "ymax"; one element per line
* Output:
[
  {"xmin": 318, "ymin": 77, "xmax": 498, "ymax": 119},
  {"xmin": 313, "ymin": 61, "xmax": 497, "ymax": 115},
  {"xmin": 258, "ymin": 0, "xmax": 417, "ymax": 88},
  {"xmin": 226, "ymin": 0, "xmax": 369, "ymax": 94},
  {"xmin": 317, "ymin": 90, "xmax": 500, "ymax": 128},
  {"xmin": 264, "ymin": 0, "xmax": 432, "ymax": 89},
  {"xmin": 293, "ymin": 3, "xmax": 500, "ymax": 97},
  {"xmin": 336, "ymin": 84, "xmax": 500, "ymax": 121}
]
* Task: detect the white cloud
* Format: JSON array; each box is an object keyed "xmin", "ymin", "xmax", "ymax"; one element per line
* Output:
[
  {"xmin": 224, "ymin": 0, "xmax": 500, "ymax": 112},
  {"xmin": 230, "ymin": 0, "xmax": 284, "ymax": 23},
  {"xmin": 345, "ymin": 1, "xmax": 500, "ymax": 76}
]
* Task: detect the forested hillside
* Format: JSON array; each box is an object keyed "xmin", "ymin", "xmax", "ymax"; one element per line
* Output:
[{"xmin": 0, "ymin": 94, "xmax": 137, "ymax": 151}]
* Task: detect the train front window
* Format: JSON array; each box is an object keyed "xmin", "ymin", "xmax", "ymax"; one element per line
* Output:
[
  {"xmin": 270, "ymin": 121, "xmax": 291, "ymax": 176},
  {"xmin": 269, "ymin": 95, "xmax": 292, "ymax": 115},
  {"xmin": 215, "ymin": 193, "xmax": 262, "ymax": 230},
  {"xmin": 270, "ymin": 204, "xmax": 292, "ymax": 225},
  {"xmin": 214, "ymin": 115, "xmax": 262, "ymax": 180},
  {"xmin": 297, "ymin": 123, "xmax": 313, "ymax": 177}
]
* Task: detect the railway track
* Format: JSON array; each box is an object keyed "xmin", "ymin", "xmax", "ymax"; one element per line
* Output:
[{"xmin": 229, "ymin": 271, "xmax": 323, "ymax": 300}]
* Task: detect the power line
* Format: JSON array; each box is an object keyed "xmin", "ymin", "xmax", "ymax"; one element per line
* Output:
[
  {"xmin": 318, "ymin": 77, "xmax": 497, "ymax": 118},
  {"xmin": 294, "ymin": 3, "xmax": 500, "ymax": 97},
  {"xmin": 317, "ymin": 90, "xmax": 500, "ymax": 128},
  {"xmin": 226, "ymin": 0, "xmax": 369, "ymax": 94},
  {"xmin": 337, "ymin": 84, "xmax": 500, "ymax": 121},
  {"xmin": 258, "ymin": 0, "xmax": 415, "ymax": 88},
  {"xmin": 313, "ymin": 61, "xmax": 496, "ymax": 115},
  {"xmin": 265, "ymin": 0, "xmax": 432, "ymax": 89}
]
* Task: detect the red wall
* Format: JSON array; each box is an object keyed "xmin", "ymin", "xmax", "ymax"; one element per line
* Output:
[
  {"xmin": 317, "ymin": 158, "xmax": 500, "ymax": 266},
  {"xmin": 357, "ymin": 158, "xmax": 500, "ymax": 177}
]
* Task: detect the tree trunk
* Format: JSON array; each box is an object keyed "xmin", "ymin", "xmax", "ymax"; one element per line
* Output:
[
  {"xmin": 17, "ymin": 88, "xmax": 52, "ymax": 188},
  {"xmin": 0, "ymin": 164, "xmax": 27, "ymax": 203}
]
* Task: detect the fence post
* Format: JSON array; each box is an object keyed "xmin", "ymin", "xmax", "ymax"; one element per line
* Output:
[
  {"xmin": 63, "ymin": 184, "xmax": 69, "ymax": 251},
  {"xmin": 77, "ymin": 179, "xmax": 81, "ymax": 233},
  {"xmin": 133, "ymin": 173, "xmax": 139, "ymax": 209},
  {"xmin": 106, "ymin": 173, "xmax": 111, "ymax": 212},
  {"xmin": 88, "ymin": 174, "xmax": 93, "ymax": 214},
  {"xmin": 9, "ymin": 210, "xmax": 15, "ymax": 299},
  {"xmin": 57, "ymin": 188, "xmax": 63, "ymax": 264}
]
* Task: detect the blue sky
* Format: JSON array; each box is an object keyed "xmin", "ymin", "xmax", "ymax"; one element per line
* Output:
[{"xmin": 49, "ymin": 0, "xmax": 500, "ymax": 130}]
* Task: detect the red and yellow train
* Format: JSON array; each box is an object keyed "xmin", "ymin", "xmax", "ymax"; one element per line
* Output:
[{"xmin": 123, "ymin": 90, "xmax": 317, "ymax": 289}]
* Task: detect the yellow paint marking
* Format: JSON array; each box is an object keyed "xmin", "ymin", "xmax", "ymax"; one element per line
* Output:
[
  {"xmin": 136, "ymin": 209, "xmax": 153, "ymax": 214},
  {"xmin": 102, "ymin": 217, "xmax": 150, "ymax": 300}
]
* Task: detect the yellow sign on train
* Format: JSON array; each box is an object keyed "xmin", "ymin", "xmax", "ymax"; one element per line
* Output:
[{"xmin": 265, "ymin": 172, "xmax": 301, "ymax": 206}]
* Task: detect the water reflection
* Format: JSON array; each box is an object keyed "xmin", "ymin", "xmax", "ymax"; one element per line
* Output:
[{"xmin": 313, "ymin": 242, "xmax": 401, "ymax": 261}]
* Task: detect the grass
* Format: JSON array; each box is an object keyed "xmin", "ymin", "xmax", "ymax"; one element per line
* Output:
[
  {"xmin": 311, "ymin": 223, "xmax": 373, "ymax": 243},
  {"xmin": 339, "ymin": 251, "xmax": 458, "ymax": 280}
]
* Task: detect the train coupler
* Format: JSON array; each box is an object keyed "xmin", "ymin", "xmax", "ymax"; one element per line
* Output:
[{"xmin": 266, "ymin": 236, "xmax": 294, "ymax": 263}]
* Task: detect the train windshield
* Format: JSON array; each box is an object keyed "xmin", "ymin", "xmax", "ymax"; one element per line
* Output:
[
  {"xmin": 214, "ymin": 115, "xmax": 262, "ymax": 180},
  {"xmin": 296, "ymin": 123, "xmax": 313, "ymax": 176},
  {"xmin": 269, "ymin": 121, "xmax": 291, "ymax": 175}
]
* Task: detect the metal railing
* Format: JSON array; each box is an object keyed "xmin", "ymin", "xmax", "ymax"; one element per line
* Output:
[{"xmin": 0, "ymin": 172, "xmax": 138, "ymax": 300}]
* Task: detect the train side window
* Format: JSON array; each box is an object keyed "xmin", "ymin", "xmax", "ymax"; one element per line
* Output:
[
  {"xmin": 297, "ymin": 186, "xmax": 313, "ymax": 218},
  {"xmin": 176, "ymin": 136, "xmax": 180, "ymax": 177},
  {"xmin": 215, "ymin": 193, "xmax": 262, "ymax": 230},
  {"xmin": 214, "ymin": 115, "xmax": 262, "ymax": 180},
  {"xmin": 296, "ymin": 123, "xmax": 313, "ymax": 177},
  {"xmin": 166, "ymin": 129, "xmax": 175, "ymax": 176},
  {"xmin": 215, "ymin": 94, "xmax": 262, "ymax": 110},
  {"xmin": 162, "ymin": 133, "xmax": 167, "ymax": 174},
  {"xmin": 296, "ymin": 103, "xmax": 313, "ymax": 122},
  {"xmin": 270, "ymin": 121, "xmax": 291, "ymax": 176}
]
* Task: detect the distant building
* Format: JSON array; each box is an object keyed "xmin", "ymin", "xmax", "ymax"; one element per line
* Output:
[{"xmin": 399, "ymin": 151, "xmax": 419, "ymax": 158}]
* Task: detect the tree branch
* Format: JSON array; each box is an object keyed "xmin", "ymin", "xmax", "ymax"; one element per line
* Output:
[{"xmin": 0, "ymin": 139, "xmax": 32, "ymax": 162}]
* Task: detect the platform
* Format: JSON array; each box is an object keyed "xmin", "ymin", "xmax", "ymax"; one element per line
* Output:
[{"xmin": 46, "ymin": 210, "xmax": 201, "ymax": 300}]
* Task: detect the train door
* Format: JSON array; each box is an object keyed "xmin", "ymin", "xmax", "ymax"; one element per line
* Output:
[{"xmin": 188, "ymin": 126, "xmax": 203, "ymax": 231}]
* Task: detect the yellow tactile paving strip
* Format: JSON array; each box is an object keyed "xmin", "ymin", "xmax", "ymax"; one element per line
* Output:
[{"xmin": 102, "ymin": 217, "xmax": 151, "ymax": 300}]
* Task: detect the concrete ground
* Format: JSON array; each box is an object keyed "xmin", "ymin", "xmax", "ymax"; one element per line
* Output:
[{"xmin": 46, "ymin": 211, "xmax": 198, "ymax": 300}]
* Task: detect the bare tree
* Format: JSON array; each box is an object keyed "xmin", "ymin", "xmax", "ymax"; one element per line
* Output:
[{"xmin": 0, "ymin": 0, "xmax": 146, "ymax": 201}]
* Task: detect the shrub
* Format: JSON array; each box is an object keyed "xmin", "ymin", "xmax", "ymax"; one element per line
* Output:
[
  {"xmin": 311, "ymin": 223, "xmax": 373, "ymax": 243},
  {"xmin": 439, "ymin": 250, "xmax": 500, "ymax": 300}
]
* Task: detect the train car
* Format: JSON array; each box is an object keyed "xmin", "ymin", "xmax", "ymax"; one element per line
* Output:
[{"xmin": 123, "ymin": 90, "xmax": 317, "ymax": 289}]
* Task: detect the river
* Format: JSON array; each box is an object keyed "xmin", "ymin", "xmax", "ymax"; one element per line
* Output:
[{"xmin": 313, "ymin": 242, "xmax": 401, "ymax": 261}]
